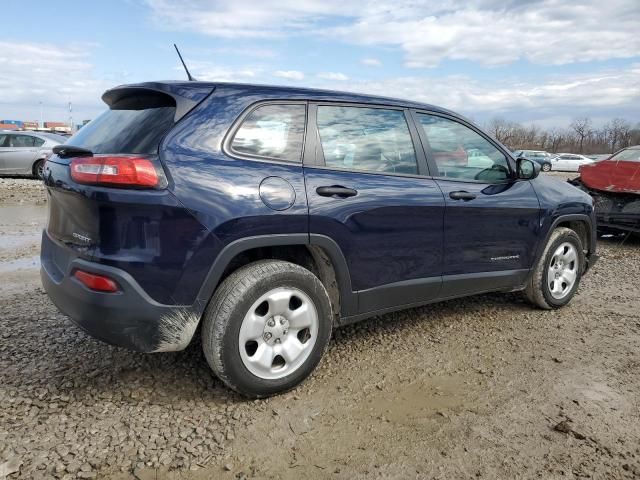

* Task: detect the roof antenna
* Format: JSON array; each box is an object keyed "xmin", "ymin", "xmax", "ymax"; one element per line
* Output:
[{"xmin": 174, "ymin": 44, "xmax": 196, "ymax": 81}]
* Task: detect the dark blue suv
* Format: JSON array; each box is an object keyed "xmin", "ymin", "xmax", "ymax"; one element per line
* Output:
[{"xmin": 41, "ymin": 81, "xmax": 598, "ymax": 397}]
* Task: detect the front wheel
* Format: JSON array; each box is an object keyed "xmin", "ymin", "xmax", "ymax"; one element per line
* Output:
[
  {"xmin": 524, "ymin": 227, "xmax": 585, "ymax": 309},
  {"xmin": 202, "ymin": 260, "xmax": 333, "ymax": 398},
  {"xmin": 541, "ymin": 162, "xmax": 552, "ymax": 172}
]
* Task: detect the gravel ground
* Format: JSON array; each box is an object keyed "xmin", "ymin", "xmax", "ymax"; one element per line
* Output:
[{"xmin": 1, "ymin": 176, "xmax": 639, "ymax": 479}]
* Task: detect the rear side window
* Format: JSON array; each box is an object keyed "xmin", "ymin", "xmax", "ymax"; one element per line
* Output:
[
  {"xmin": 9, "ymin": 135, "xmax": 36, "ymax": 147},
  {"xmin": 230, "ymin": 104, "xmax": 306, "ymax": 162},
  {"xmin": 316, "ymin": 106, "xmax": 418, "ymax": 175},
  {"xmin": 65, "ymin": 94, "xmax": 176, "ymax": 154}
]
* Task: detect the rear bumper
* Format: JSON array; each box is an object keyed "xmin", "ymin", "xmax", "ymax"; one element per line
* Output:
[{"xmin": 40, "ymin": 231, "xmax": 199, "ymax": 352}]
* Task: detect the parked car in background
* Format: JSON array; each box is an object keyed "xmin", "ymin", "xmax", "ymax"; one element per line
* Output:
[
  {"xmin": 586, "ymin": 154, "xmax": 611, "ymax": 162},
  {"xmin": 513, "ymin": 150, "xmax": 555, "ymax": 172},
  {"xmin": 570, "ymin": 145, "xmax": 640, "ymax": 234},
  {"xmin": 0, "ymin": 130, "xmax": 67, "ymax": 178},
  {"xmin": 41, "ymin": 81, "xmax": 598, "ymax": 398},
  {"xmin": 551, "ymin": 153, "xmax": 594, "ymax": 172}
]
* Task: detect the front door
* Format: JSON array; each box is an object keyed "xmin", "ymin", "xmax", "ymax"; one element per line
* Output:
[
  {"xmin": 304, "ymin": 104, "xmax": 445, "ymax": 316},
  {"xmin": 413, "ymin": 111, "xmax": 540, "ymax": 298}
]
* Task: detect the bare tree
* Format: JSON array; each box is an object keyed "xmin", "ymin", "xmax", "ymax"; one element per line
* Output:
[{"xmin": 570, "ymin": 117, "xmax": 593, "ymax": 153}]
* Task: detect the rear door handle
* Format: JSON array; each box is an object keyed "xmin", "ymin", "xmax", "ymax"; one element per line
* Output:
[
  {"xmin": 449, "ymin": 191, "xmax": 477, "ymax": 201},
  {"xmin": 316, "ymin": 185, "xmax": 358, "ymax": 198}
]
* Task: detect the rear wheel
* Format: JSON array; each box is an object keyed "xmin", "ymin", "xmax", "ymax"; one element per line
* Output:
[
  {"xmin": 33, "ymin": 159, "xmax": 45, "ymax": 179},
  {"xmin": 524, "ymin": 227, "xmax": 585, "ymax": 309},
  {"xmin": 202, "ymin": 260, "xmax": 333, "ymax": 398}
]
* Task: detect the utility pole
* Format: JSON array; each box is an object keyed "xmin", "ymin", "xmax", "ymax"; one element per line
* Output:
[
  {"xmin": 39, "ymin": 101, "xmax": 44, "ymax": 129},
  {"xmin": 68, "ymin": 102, "xmax": 73, "ymax": 131}
]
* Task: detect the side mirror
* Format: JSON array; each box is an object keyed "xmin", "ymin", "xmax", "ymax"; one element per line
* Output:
[{"xmin": 516, "ymin": 157, "xmax": 539, "ymax": 180}]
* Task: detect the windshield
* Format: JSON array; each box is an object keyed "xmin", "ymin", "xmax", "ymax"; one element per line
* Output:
[
  {"xmin": 610, "ymin": 148, "xmax": 640, "ymax": 162},
  {"xmin": 65, "ymin": 105, "xmax": 176, "ymax": 154}
]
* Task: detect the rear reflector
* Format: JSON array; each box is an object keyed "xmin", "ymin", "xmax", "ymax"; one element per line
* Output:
[
  {"xmin": 74, "ymin": 270, "xmax": 119, "ymax": 293},
  {"xmin": 70, "ymin": 155, "xmax": 161, "ymax": 188}
]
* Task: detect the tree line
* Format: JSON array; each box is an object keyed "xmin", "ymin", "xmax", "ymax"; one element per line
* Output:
[{"xmin": 484, "ymin": 117, "xmax": 640, "ymax": 155}]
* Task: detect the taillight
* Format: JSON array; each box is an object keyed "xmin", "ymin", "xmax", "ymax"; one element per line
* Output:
[
  {"xmin": 73, "ymin": 270, "xmax": 119, "ymax": 293},
  {"xmin": 70, "ymin": 155, "xmax": 164, "ymax": 188}
]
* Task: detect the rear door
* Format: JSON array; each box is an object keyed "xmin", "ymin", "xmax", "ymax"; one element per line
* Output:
[
  {"xmin": 412, "ymin": 111, "xmax": 540, "ymax": 298},
  {"xmin": 303, "ymin": 103, "xmax": 445, "ymax": 316},
  {"xmin": 1, "ymin": 134, "xmax": 39, "ymax": 173}
]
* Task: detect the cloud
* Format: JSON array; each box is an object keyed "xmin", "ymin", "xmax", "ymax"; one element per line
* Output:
[
  {"xmin": 145, "ymin": 0, "xmax": 355, "ymax": 38},
  {"xmin": 317, "ymin": 72, "xmax": 348, "ymax": 81},
  {"xmin": 0, "ymin": 41, "xmax": 109, "ymax": 121},
  {"xmin": 184, "ymin": 61, "xmax": 261, "ymax": 81},
  {"xmin": 273, "ymin": 70, "xmax": 305, "ymax": 80},
  {"xmin": 145, "ymin": 0, "xmax": 640, "ymax": 67},
  {"xmin": 330, "ymin": 2, "xmax": 640, "ymax": 67},
  {"xmin": 313, "ymin": 64, "xmax": 640, "ymax": 122},
  {"xmin": 361, "ymin": 58, "xmax": 382, "ymax": 67}
]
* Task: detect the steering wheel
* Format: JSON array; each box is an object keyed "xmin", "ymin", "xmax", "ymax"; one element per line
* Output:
[{"xmin": 474, "ymin": 163, "xmax": 509, "ymax": 181}]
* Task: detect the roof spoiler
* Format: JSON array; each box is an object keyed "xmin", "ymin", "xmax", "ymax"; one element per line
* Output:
[{"xmin": 101, "ymin": 83, "xmax": 215, "ymax": 122}]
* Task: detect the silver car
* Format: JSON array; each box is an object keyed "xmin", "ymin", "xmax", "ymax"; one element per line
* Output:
[{"xmin": 0, "ymin": 130, "xmax": 67, "ymax": 179}]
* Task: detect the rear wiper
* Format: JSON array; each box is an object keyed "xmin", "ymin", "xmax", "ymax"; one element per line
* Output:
[{"xmin": 53, "ymin": 145, "xmax": 94, "ymax": 158}]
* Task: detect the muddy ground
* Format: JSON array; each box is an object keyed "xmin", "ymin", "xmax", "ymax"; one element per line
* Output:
[{"xmin": 0, "ymin": 175, "xmax": 639, "ymax": 479}]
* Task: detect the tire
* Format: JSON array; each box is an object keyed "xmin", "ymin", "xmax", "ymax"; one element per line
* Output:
[
  {"xmin": 33, "ymin": 159, "xmax": 45, "ymax": 179},
  {"xmin": 541, "ymin": 163, "xmax": 552, "ymax": 172},
  {"xmin": 202, "ymin": 260, "xmax": 333, "ymax": 398},
  {"xmin": 524, "ymin": 227, "xmax": 585, "ymax": 309}
]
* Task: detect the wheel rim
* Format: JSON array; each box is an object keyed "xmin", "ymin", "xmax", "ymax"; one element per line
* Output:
[
  {"xmin": 36, "ymin": 162, "xmax": 44, "ymax": 179},
  {"xmin": 543, "ymin": 164, "xmax": 551, "ymax": 171},
  {"xmin": 547, "ymin": 242, "xmax": 579, "ymax": 300},
  {"xmin": 239, "ymin": 287, "xmax": 318, "ymax": 380}
]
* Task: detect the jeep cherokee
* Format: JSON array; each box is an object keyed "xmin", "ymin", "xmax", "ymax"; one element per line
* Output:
[{"xmin": 41, "ymin": 81, "xmax": 598, "ymax": 398}]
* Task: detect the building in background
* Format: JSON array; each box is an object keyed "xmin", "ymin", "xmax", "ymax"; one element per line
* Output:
[{"xmin": 0, "ymin": 120, "xmax": 23, "ymax": 130}]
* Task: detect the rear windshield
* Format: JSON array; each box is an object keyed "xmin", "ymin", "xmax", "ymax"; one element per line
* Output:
[{"xmin": 66, "ymin": 101, "xmax": 175, "ymax": 154}]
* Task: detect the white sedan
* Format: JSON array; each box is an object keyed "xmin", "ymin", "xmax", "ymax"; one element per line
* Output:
[{"xmin": 551, "ymin": 153, "xmax": 594, "ymax": 172}]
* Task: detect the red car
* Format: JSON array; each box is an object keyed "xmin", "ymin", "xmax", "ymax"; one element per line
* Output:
[{"xmin": 571, "ymin": 145, "xmax": 640, "ymax": 234}]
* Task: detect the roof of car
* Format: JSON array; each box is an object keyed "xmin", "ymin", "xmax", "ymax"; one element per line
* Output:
[{"xmin": 108, "ymin": 80, "xmax": 459, "ymax": 118}]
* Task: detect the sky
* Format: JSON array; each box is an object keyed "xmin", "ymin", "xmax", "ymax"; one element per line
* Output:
[{"xmin": 1, "ymin": 0, "xmax": 639, "ymax": 129}]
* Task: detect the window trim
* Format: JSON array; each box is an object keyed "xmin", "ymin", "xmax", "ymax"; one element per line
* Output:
[
  {"xmin": 410, "ymin": 109, "xmax": 517, "ymax": 185},
  {"xmin": 222, "ymin": 100, "xmax": 308, "ymax": 165},
  {"xmin": 307, "ymin": 101, "xmax": 430, "ymax": 177}
]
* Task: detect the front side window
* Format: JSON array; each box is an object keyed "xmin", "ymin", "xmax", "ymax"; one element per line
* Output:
[
  {"xmin": 416, "ymin": 114, "xmax": 510, "ymax": 182},
  {"xmin": 231, "ymin": 104, "xmax": 306, "ymax": 162},
  {"xmin": 316, "ymin": 106, "xmax": 418, "ymax": 175},
  {"xmin": 33, "ymin": 137, "xmax": 45, "ymax": 147}
]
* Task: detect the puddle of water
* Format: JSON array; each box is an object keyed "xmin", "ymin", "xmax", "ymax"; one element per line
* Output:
[
  {"xmin": 0, "ymin": 232, "xmax": 42, "ymax": 251},
  {"xmin": 360, "ymin": 375, "xmax": 470, "ymax": 425},
  {"xmin": 0, "ymin": 204, "xmax": 47, "ymax": 227},
  {"xmin": 0, "ymin": 255, "xmax": 40, "ymax": 273}
]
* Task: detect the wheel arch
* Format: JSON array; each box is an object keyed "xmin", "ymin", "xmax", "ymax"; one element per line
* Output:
[
  {"xmin": 534, "ymin": 214, "xmax": 594, "ymax": 271},
  {"xmin": 193, "ymin": 234, "xmax": 356, "ymax": 322}
]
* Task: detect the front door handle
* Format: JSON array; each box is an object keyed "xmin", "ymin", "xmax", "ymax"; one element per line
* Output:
[
  {"xmin": 449, "ymin": 191, "xmax": 477, "ymax": 201},
  {"xmin": 316, "ymin": 185, "xmax": 358, "ymax": 198}
]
